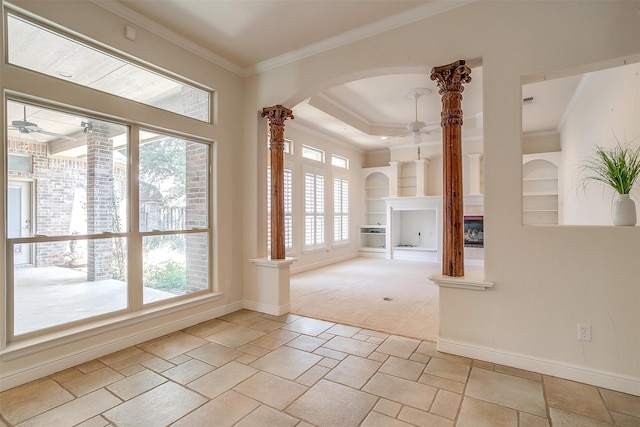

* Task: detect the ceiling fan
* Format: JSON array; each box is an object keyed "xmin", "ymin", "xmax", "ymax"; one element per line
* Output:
[
  {"xmin": 387, "ymin": 87, "xmax": 440, "ymax": 145},
  {"xmin": 9, "ymin": 105, "xmax": 75, "ymax": 142}
]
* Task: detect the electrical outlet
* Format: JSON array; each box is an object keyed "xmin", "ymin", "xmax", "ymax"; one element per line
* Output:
[
  {"xmin": 578, "ymin": 323, "xmax": 591, "ymax": 341},
  {"xmin": 225, "ymin": 279, "xmax": 231, "ymax": 290}
]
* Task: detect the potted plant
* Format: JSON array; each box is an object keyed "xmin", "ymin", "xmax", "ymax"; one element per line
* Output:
[{"xmin": 580, "ymin": 140, "xmax": 640, "ymax": 226}]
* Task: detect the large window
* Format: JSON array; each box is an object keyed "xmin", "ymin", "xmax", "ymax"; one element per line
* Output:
[
  {"xmin": 304, "ymin": 168, "xmax": 325, "ymax": 250},
  {"xmin": 333, "ymin": 176, "xmax": 349, "ymax": 244},
  {"xmin": 7, "ymin": 13, "xmax": 211, "ymax": 122},
  {"xmin": 4, "ymin": 11, "xmax": 214, "ymax": 341}
]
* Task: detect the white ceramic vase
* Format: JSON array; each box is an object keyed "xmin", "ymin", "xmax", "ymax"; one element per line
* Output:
[{"xmin": 612, "ymin": 194, "xmax": 637, "ymax": 226}]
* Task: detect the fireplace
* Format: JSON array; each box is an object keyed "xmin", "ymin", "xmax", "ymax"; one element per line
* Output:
[{"xmin": 463, "ymin": 216, "xmax": 484, "ymax": 248}]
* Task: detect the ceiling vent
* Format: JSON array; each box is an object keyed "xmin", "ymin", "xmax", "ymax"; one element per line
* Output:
[{"xmin": 523, "ymin": 96, "xmax": 535, "ymax": 105}]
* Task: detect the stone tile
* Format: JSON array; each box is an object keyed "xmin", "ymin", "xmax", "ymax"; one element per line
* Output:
[
  {"xmin": 549, "ymin": 407, "xmax": 617, "ymax": 427},
  {"xmin": 368, "ymin": 351, "xmax": 390, "ymax": 363},
  {"xmin": 103, "ymin": 382, "xmax": 206, "ymax": 427},
  {"xmin": 430, "ymin": 389, "xmax": 462, "ymax": 420},
  {"xmin": 98, "ymin": 347, "xmax": 147, "ymax": 366},
  {"xmin": 376, "ymin": 335, "xmax": 421, "ymax": 358},
  {"xmin": 49, "ymin": 368, "xmax": 83, "ymax": 384},
  {"xmin": 379, "ymin": 356, "xmax": 426, "ymax": 381},
  {"xmin": 248, "ymin": 318, "xmax": 286, "ymax": 332},
  {"xmin": 361, "ymin": 411, "xmax": 414, "ymax": 426},
  {"xmin": 286, "ymin": 379, "xmax": 377, "ymax": 427},
  {"xmin": 236, "ymin": 353, "xmax": 259, "ymax": 365},
  {"xmin": 76, "ymin": 360, "xmax": 106, "ymax": 374},
  {"xmin": 183, "ymin": 319, "xmax": 234, "ymax": 338},
  {"xmin": 353, "ymin": 333, "xmax": 369, "ymax": 341},
  {"xmin": 234, "ymin": 371, "xmax": 307, "ymax": 410},
  {"xmin": 235, "ymin": 405, "xmax": 299, "ymax": 427},
  {"xmin": 261, "ymin": 313, "xmax": 301, "ymax": 324},
  {"xmin": 186, "ymin": 342, "xmax": 243, "ymax": 366},
  {"xmin": 249, "ymin": 329, "xmax": 299, "ymax": 350},
  {"xmin": 0, "ymin": 379, "xmax": 74, "ymax": 425},
  {"xmin": 398, "ymin": 406, "xmax": 454, "ymax": 427},
  {"xmin": 106, "ymin": 369, "xmax": 166, "ymax": 400},
  {"xmin": 465, "ymin": 368, "xmax": 546, "ymax": 417},
  {"xmin": 108, "ymin": 351, "xmax": 155, "ymax": 371},
  {"xmin": 169, "ymin": 354, "xmax": 191, "ymax": 365},
  {"xmin": 599, "ymin": 388, "xmax": 640, "ymax": 418},
  {"xmin": 361, "ymin": 329, "xmax": 390, "ymax": 339},
  {"xmin": 367, "ymin": 336, "xmax": 386, "ymax": 345},
  {"xmin": 162, "ymin": 359, "xmax": 215, "ymax": 384},
  {"xmin": 519, "ymin": 412, "xmax": 551, "ymax": 427},
  {"xmin": 457, "ymin": 396, "xmax": 518, "ymax": 427},
  {"xmin": 363, "ymin": 373, "xmax": 437, "ymax": 410},
  {"xmin": 188, "ymin": 361, "xmax": 257, "ymax": 398},
  {"xmin": 317, "ymin": 357, "xmax": 340, "ymax": 369},
  {"xmin": 236, "ymin": 343, "xmax": 271, "ymax": 357},
  {"xmin": 282, "ymin": 317, "xmax": 335, "ymax": 336},
  {"xmin": 374, "ymin": 399, "xmax": 402, "ymax": 417},
  {"xmin": 138, "ymin": 332, "xmax": 208, "ymax": 359},
  {"xmin": 325, "ymin": 355, "xmax": 382, "ymax": 389},
  {"xmin": 118, "ymin": 364, "xmax": 145, "ymax": 377},
  {"xmin": 495, "ymin": 364, "xmax": 542, "ymax": 382},
  {"xmin": 295, "ymin": 365, "xmax": 331, "ymax": 386},
  {"xmin": 206, "ymin": 325, "xmax": 266, "ymax": 348},
  {"xmin": 218, "ymin": 309, "xmax": 263, "ymax": 324},
  {"xmin": 61, "ymin": 367, "xmax": 124, "ymax": 397},
  {"xmin": 473, "ymin": 360, "xmax": 495, "ymax": 371},
  {"xmin": 415, "ymin": 341, "xmax": 472, "ymax": 365},
  {"xmin": 317, "ymin": 332, "xmax": 335, "ymax": 340},
  {"xmin": 172, "ymin": 390, "xmax": 259, "ymax": 427},
  {"xmin": 139, "ymin": 356, "xmax": 174, "ymax": 373},
  {"xmin": 418, "ymin": 373, "xmax": 466, "ymax": 394},
  {"xmin": 424, "ymin": 357, "xmax": 471, "ymax": 384},
  {"xmin": 250, "ymin": 346, "xmax": 322, "ymax": 380},
  {"xmin": 326, "ymin": 324, "xmax": 361, "ymax": 337},
  {"xmin": 410, "ymin": 353, "xmax": 431, "ymax": 364},
  {"xmin": 76, "ymin": 415, "xmax": 109, "ymax": 427},
  {"xmin": 14, "ymin": 389, "xmax": 120, "ymax": 427},
  {"xmin": 610, "ymin": 411, "xmax": 640, "ymax": 427},
  {"xmin": 322, "ymin": 336, "xmax": 378, "ymax": 357},
  {"xmin": 544, "ymin": 375, "xmax": 613, "ymax": 423},
  {"xmin": 286, "ymin": 334, "xmax": 326, "ymax": 352},
  {"xmin": 314, "ymin": 346, "xmax": 348, "ymax": 360}
]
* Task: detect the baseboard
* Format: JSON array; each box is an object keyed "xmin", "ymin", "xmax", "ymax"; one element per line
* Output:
[
  {"xmin": 290, "ymin": 253, "xmax": 358, "ymax": 274},
  {"xmin": 438, "ymin": 338, "xmax": 640, "ymax": 396},
  {"xmin": 243, "ymin": 300, "xmax": 291, "ymax": 316},
  {"xmin": 0, "ymin": 301, "xmax": 243, "ymax": 392}
]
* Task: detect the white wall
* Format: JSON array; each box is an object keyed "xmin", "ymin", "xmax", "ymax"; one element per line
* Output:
[
  {"xmin": 561, "ymin": 62, "xmax": 640, "ymax": 225},
  {"xmin": 244, "ymin": 1, "xmax": 640, "ymax": 395}
]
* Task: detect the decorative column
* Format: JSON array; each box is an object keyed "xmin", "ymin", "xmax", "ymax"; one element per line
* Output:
[
  {"xmin": 261, "ymin": 105, "xmax": 294, "ymax": 260},
  {"xmin": 431, "ymin": 60, "xmax": 472, "ymax": 277}
]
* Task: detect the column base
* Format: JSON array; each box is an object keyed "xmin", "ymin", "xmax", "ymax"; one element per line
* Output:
[{"xmin": 247, "ymin": 257, "xmax": 297, "ymax": 316}]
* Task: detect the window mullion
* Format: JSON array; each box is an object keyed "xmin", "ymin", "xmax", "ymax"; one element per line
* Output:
[{"xmin": 128, "ymin": 126, "xmax": 142, "ymax": 311}]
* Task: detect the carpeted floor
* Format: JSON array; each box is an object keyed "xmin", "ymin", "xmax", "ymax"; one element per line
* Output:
[{"xmin": 290, "ymin": 257, "xmax": 442, "ymax": 342}]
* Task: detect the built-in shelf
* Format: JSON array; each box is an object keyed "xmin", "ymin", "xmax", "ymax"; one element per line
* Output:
[{"xmin": 523, "ymin": 156, "xmax": 559, "ymax": 225}]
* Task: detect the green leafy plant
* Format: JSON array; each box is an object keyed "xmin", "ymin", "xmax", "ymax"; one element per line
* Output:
[
  {"xmin": 144, "ymin": 261, "xmax": 186, "ymax": 293},
  {"xmin": 580, "ymin": 141, "xmax": 640, "ymax": 195}
]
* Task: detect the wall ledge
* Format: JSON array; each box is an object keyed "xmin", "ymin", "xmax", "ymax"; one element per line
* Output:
[
  {"xmin": 250, "ymin": 257, "xmax": 297, "ymax": 268},
  {"xmin": 429, "ymin": 274, "xmax": 494, "ymax": 290}
]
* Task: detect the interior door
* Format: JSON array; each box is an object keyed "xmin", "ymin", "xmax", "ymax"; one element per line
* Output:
[{"xmin": 8, "ymin": 181, "xmax": 33, "ymax": 265}]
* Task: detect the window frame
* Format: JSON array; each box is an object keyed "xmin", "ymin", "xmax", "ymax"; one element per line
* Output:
[{"xmin": 2, "ymin": 10, "xmax": 217, "ymax": 345}]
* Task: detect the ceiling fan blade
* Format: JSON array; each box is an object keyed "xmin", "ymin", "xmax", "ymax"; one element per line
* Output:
[
  {"xmin": 27, "ymin": 130, "xmax": 46, "ymax": 142},
  {"xmin": 412, "ymin": 132, "xmax": 422, "ymax": 144}
]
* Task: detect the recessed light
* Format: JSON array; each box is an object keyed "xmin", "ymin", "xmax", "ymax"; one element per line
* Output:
[
  {"xmin": 380, "ymin": 136, "xmax": 390, "ymax": 140},
  {"xmin": 57, "ymin": 71, "xmax": 73, "ymax": 78}
]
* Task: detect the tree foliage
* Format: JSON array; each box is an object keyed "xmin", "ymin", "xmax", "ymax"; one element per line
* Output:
[{"xmin": 139, "ymin": 137, "xmax": 186, "ymax": 204}]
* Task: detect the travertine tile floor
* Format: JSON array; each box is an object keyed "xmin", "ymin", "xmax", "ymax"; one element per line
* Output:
[{"xmin": 1, "ymin": 310, "xmax": 639, "ymax": 426}]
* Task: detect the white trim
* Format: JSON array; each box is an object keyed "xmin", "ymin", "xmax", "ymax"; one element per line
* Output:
[
  {"xmin": 243, "ymin": 300, "xmax": 291, "ymax": 317},
  {"xmin": 0, "ymin": 299, "xmax": 243, "ymax": 391},
  {"xmin": 429, "ymin": 274, "xmax": 494, "ymax": 291},
  {"xmin": 438, "ymin": 338, "xmax": 640, "ymax": 397}
]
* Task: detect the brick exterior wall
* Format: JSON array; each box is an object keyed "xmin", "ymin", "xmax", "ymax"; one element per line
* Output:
[{"xmin": 183, "ymin": 87, "xmax": 210, "ymax": 292}]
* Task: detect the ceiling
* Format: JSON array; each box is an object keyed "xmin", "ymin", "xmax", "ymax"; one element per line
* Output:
[{"xmin": 7, "ymin": 0, "xmax": 581, "ymax": 153}]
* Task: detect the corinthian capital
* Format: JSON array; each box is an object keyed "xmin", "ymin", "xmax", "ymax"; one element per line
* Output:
[{"xmin": 430, "ymin": 60, "xmax": 472, "ymax": 95}]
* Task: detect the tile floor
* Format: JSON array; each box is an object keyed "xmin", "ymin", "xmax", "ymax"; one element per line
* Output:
[{"xmin": 1, "ymin": 309, "xmax": 639, "ymax": 426}]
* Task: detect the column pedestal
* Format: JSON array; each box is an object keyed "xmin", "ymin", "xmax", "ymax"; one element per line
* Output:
[{"xmin": 247, "ymin": 257, "xmax": 296, "ymax": 316}]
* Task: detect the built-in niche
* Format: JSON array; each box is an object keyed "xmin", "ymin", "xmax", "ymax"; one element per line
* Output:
[{"xmin": 391, "ymin": 208, "xmax": 437, "ymax": 260}]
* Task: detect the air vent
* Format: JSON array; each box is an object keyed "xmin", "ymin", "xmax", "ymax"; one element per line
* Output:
[{"xmin": 523, "ymin": 96, "xmax": 535, "ymax": 105}]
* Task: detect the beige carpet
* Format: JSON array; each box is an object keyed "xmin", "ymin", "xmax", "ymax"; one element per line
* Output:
[{"xmin": 290, "ymin": 257, "xmax": 442, "ymax": 342}]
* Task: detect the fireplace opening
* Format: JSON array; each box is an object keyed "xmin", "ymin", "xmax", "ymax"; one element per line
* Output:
[{"xmin": 464, "ymin": 216, "xmax": 484, "ymax": 248}]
